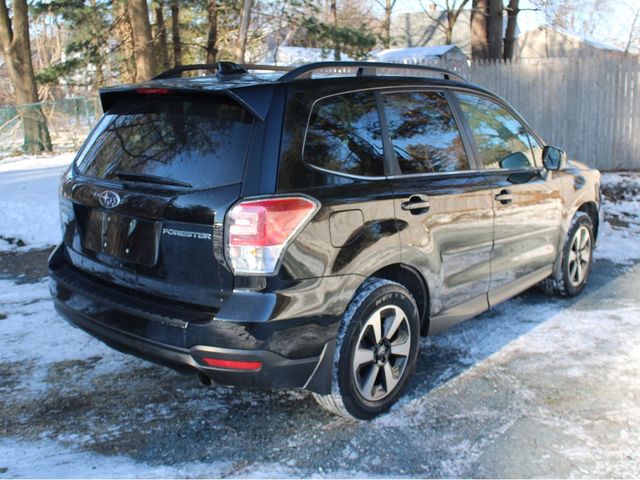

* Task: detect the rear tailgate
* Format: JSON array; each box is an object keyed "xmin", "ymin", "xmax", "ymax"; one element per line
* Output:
[{"xmin": 59, "ymin": 93, "xmax": 254, "ymax": 308}]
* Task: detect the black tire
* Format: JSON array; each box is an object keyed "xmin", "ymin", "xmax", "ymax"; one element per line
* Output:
[
  {"xmin": 541, "ymin": 211, "xmax": 594, "ymax": 297},
  {"xmin": 312, "ymin": 278, "xmax": 420, "ymax": 420}
]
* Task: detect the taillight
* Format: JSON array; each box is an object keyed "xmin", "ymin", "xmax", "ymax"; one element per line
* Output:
[{"xmin": 225, "ymin": 196, "xmax": 319, "ymax": 275}]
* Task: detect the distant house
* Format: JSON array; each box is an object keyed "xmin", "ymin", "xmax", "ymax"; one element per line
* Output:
[
  {"xmin": 372, "ymin": 45, "xmax": 468, "ymax": 69},
  {"xmin": 390, "ymin": 10, "xmax": 475, "ymax": 57},
  {"xmin": 517, "ymin": 27, "xmax": 636, "ymax": 60}
]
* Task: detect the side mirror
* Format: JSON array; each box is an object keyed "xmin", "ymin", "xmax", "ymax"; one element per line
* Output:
[{"xmin": 542, "ymin": 146, "xmax": 566, "ymax": 171}]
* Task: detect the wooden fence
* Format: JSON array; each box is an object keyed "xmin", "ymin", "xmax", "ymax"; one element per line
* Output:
[{"xmin": 461, "ymin": 58, "xmax": 640, "ymax": 171}]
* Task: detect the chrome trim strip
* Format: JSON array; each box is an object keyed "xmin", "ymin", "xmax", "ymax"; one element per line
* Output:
[
  {"xmin": 305, "ymin": 163, "xmax": 387, "ymax": 181},
  {"xmin": 386, "ymin": 169, "xmax": 484, "ymax": 180}
]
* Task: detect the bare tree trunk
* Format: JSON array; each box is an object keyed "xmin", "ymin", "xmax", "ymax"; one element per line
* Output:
[
  {"xmin": 422, "ymin": 0, "xmax": 469, "ymax": 48},
  {"xmin": 487, "ymin": 0, "xmax": 503, "ymax": 59},
  {"xmin": 382, "ymin": 0, "xmax": 392, "ymax": 49},
  {"xmin": 206, "ymin": 0, "xmax": 218, "ymax": 65},
  {"xmin": 330, "ymin": 0, "xmax": 340, "ymax": 60},
  {"xmin": 95, "ymin": 55, "xmax": 105, "ymax": 87},
  {"xmin": 503, "ymin": 0, "xmax": 519, "ymax": 60},
  {"xmin": 113, "ymin": 0, "xmax": 136, "ymax": 83},
  {"xmin": 153, "ymin": 1, "xmax": 170, "ymax": 71},
  {"xmin": 128, "ymin": 0, "xmax": 157, "ymax": 81},
  {"xmin": 170, "ymin": 0, "xmax": 181, "ymax": 66},
  {"xmin": 0, "ymin": 0, "xmax": 51, "ymax": 153},
  {"xmin": 624, "ymin": 6, "xmax": 639, "ymax": 55},
  {"xmin": 471, "ymin": 0, "xmax": 489, "ymax": 60},
  {"xmin": 235, "ymin": 0, "xmax": 252, "ymax": 63},
  {"xmin": 444, "ymin": 8, "xmax": 454, "ymax": 45},
  {"xmin": 445, "ymin": 24, "xmax": 453, "ymax": 45},
  {"xmin": 272, "ymin": 0, "xmax": 291, "ymax": 64}
]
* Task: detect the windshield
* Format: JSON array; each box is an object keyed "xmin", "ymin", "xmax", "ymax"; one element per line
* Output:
[{"xmin": 75, "ymin": 96, "xmax": 253, "ymax": 189}]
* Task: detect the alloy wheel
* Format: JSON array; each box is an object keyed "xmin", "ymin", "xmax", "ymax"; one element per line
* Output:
[
  {"xmin": 352, "ymin": 305, "xmax": 412, "ymax": 402},
  {"xmin": 568, "ymin": 225, "xmax": 592, "ymax": 287}
]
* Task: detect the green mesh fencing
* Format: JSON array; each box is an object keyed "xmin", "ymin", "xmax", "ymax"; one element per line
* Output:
[{"xmin": 0, "ymin": 97, "xmax": 102, "ymax": 156}]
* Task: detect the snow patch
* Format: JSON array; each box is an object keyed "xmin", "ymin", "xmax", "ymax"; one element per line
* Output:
[
  {"xmin": 0, "ymin": 438, "xmax": 232, "ymax": 478},
  {"xmin": 0, "ymin": 153, "xmax": 73, "ymax": 252},
  {"xmin": 0, "ymin": 279, "xmax": 126, "ymax": 372},
  {"xmin": 596, "ymin": 172, "xmax": 640, "ymax": 265},
  {"xmin": 379, "ymin": 304, "xmax": 640, "ymax": 428},
  {"xmin": 0, "ymin": 152, "xmax": 75, "ymax": 174}
]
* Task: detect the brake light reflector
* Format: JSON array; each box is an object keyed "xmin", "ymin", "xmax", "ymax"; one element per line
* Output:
[
  {"xmin": 202, "ymin": 358, "xmax": 262, "ymax": 371},
  {"xmin": 135, "ymin": 88, "xmax": 171, "ymax": 95},
  {"xmin": 226, "ymin": 196, "xmax": 319, "ymax": 274}
]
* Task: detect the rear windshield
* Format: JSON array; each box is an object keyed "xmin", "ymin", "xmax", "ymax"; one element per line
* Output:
[{"xmin": 75, "ymin": 97, "xmax": 253, "ymax": 189}]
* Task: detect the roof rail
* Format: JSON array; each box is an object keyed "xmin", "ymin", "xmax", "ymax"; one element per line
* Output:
[
  {"xmin": 243, "ymin": 63, "xmax": 294, "ymax": 72},
  {"xmin": 153, "ymin": 62, "xmax": 294, "ymax": 80},
  {"xmin": 279, "ymin": 61, "xmax": 467, "ymax": 83}
]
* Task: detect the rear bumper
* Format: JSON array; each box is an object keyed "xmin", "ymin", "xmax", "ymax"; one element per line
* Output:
[
  {"xmin": 49, "ymin": 244, "xmax": 344, "ymax": 392},
  {"xmin": 53, "ymin": 299, "xmax": 322, "ymax": 389}
]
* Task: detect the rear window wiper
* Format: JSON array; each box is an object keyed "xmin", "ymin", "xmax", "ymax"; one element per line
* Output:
[{"xmin": 115, "ymin": 171, "xmax": 192, "ymax": 188}]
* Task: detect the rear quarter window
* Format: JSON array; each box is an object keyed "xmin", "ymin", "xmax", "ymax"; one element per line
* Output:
[
  {"xmin": 75, "ymin": 97, "xmax": 253, "ymax": 189},
  {"xmin": 303, "ymin": 91, "xmax": 384, "ymax": 177}
]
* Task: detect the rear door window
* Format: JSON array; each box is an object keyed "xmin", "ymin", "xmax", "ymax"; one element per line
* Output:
[
  {"xmin": 75, "ymin": 97, "xmax": 253, "ymax": 188},
  {"xmin": 304, "ymin": 91, "xmax": 384, "ymax": 177},
  {"xmin": 382, "ymin": 91, "xmax": 470, "ymax": 174},
  {"xmin": 455, "ymin": 93, "xmax": 536, "ymax": 170}
]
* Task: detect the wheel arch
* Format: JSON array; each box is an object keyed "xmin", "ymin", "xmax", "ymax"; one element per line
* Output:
[
  {"xmin": 304, "ymin": 262, "xmax": 430, "ymax": 395},
  {"xmin": 576, "ymin": 201, "xmax": 600, "ymax": 240},
  {"xmin": 368, "ymin": 263, "xmax": 430, "ymax": 335},
  {"xmin": 551, "ymin": 202, "xmax": 599, "ymax": 282}
]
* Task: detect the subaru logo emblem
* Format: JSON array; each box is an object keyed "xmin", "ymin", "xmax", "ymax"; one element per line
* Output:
[{"xmin": 98, "ymin": 190, "xmax": 120, "ymax": 209}]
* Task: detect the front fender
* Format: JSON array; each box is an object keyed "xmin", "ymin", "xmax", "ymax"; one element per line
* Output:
[{"xmin": 550, "ymin": 166, "xmax": 601, "ymax": 279}]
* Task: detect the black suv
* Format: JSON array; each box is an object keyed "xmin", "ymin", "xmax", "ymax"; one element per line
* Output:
[{"xmin": 50, "ymin": 61, "xmax": 602, "ymax": 419}]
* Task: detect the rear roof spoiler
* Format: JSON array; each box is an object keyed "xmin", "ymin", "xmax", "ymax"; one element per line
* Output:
[{"xmin": 98, "ymin": 84, "xmax": 274, "ymax": 121}]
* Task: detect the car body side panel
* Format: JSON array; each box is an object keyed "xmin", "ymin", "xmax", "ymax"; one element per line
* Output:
[
  {"xmin": 389, "ymin": 173, "xmax": 494, "ymax": 316},
  {"xmin": 483, "ymin": 169, "xmax": 565, "ymax": 302},
  {"xmin": 278, "ymin": 181, "xmax": 403, "ymax": 279}
]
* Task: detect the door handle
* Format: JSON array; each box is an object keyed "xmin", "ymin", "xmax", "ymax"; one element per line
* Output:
[
  {"xmin": 494, "ymin": 189, "xmax": 513, "ymax": 205},
  {"xmin": 401, "ymin": 195, "xmax": 430, "ymax": 214}
]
